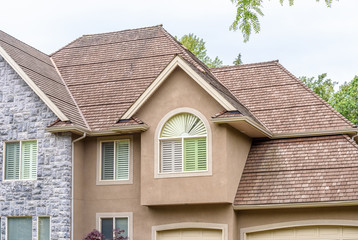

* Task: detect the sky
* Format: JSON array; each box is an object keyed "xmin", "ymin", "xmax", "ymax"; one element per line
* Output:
[{"xmin": 1, "ymin": 0, "xmax": 357, "ymax": 85}]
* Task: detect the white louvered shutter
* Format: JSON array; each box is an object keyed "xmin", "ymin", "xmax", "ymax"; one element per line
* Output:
[
  {"xmin": 102, "ymin": 142, "xmax": 114, "ymax": 180},
  {"xmin": 5, "ymin": 142, "xmax": 20, "ymax": 180},
  {"xmin": 161, "ymin": 140, "xmax": 182, "ymax": 173},
  {"xmin": 116, "ymin": 140, "xmax": 129, "ymax": 180},
  {"xmin": 21, "ymin": 141, "xmax": 37, "ymax": 179}
]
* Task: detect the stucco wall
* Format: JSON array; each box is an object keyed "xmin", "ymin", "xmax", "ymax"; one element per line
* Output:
[
  {"xmin": 74, "ymin": 67, "xmax": 253, "ymax": 239},
  {"xmin": 0, "ymin": 56, "xmax": 72, "ymax": 239},
  {"xmin": 136, "ymin": 67, "xmax": 252, "ymax": 205}
]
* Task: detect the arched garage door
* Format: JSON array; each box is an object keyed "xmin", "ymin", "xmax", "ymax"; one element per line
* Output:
[
  {"xmin": 157, "ymin": 228, "xmax": 222, "ymax": 240},
  {"xmin": 246, "ymin": 226, "xmax": 358, "ymax": 240}
]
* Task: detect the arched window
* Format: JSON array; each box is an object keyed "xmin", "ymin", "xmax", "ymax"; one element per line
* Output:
[{"xmin": 159, "ymin": 113, "xmax": 208, "ymax": 173}]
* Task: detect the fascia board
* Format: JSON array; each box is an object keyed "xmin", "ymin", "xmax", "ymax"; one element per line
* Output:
[
  {"xmin": 121, "ymin": 56, "xmax": 236, "ymax": 119},
  {"xmin": 233, "ymin": 200, "xmax": 358, "ymax": 210},
  {"xmin": 0, "ymin": 46, "xmax": 69, "ymax": 121}
]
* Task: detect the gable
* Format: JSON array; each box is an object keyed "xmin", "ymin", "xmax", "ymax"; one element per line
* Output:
[
  {"xmin": 121, "ymin": 56, "xmax": 237, "ymax": 120},
  {"xmin": 0, "ymin": 31, "xmax": 87, "ymax": 128}
]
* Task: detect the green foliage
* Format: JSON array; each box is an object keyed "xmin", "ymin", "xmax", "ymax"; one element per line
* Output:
[
  {"xmin": 178, "ymin": 33, "xmax": 223, "ymax": 68},
  {"xmin": 299, "ymin": 73, "xmax": 337, "ymax": 102},
  {"xmin": 231, "ymin": 0, "xmax": 335, "ymax": 42},
  {"xmin": 330, "ymin": 76, "xmax": 358, "ymax": 125},
  {"xmin": 233, "ymin": 53, "xmax": 243, "ymax": 65}
]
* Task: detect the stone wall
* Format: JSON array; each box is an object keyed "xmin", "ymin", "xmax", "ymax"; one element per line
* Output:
[{"xmin": 0, "ymin": 56, "xmax": 72, "ymax": 239}]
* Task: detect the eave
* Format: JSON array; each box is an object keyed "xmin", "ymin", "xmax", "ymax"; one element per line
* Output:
[
  {"xmin": 211, "ymin": 116, "xmax": 272, "ymax": 138},
  {"xmin": 46, "ymin": 124, "xmax": 149, "ymax": 136},
  {"xmin": 233, "ymin": 200, "xmax": 358, "ymax": 210}
]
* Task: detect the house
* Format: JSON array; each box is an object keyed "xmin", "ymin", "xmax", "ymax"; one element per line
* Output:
[{"xmin": 0, "ymin": 25, "xmax": 358, "ymax": 240}]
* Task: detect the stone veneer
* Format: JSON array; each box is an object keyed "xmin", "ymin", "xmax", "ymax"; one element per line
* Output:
[{"xmin": 0, "ymin": 56, "xmax": 72, "ymax": 239}]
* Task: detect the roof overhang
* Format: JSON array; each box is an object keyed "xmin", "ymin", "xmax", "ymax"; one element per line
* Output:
[
  {"xmin": 46, "ymin": 124, "xmax": 149, "ymax": 136},
  {"xmin": 234, "ymin": 200, "xmax": 358, "ymax": 210},
  {"xmin": 120, "ymin": 55, "xmax": 237, "ymax": 120},
  {"xmin": 212, "ymin": 116, "xmax": 272, "ymax": 138},
  {"xmin": 0, "ymin": 45, "xmax": 69, "ymax": 121}
]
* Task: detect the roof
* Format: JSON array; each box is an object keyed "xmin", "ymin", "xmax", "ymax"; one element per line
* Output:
[
  {"xmin": 0, "ymin": 26, "xmax": 355, "ymax": 134},
  {"xmin": 211, "ymin": 61, "xmax": 355, "ymax": 134},
  {"xmin": 50, "ymin": 25, "xmax": 254, "ymax": 131},
  {"xmin": 0, "ymin": 30, "xmax": 86, "ymax": 128},
  {"xmin": 234, "ymin": 135, "xmax": 358, "ymax": 206}
]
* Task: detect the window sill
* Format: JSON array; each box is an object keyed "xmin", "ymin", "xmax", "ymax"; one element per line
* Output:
[
  {"xmin": 3, "ymin": 179, "xmax": 37, "ymax": 182},
  {"xmin": 155, "ymin": 170, "xmax": 212, "ymax": 179},
  {"xmin": 96, "ymin": 179, "xmax": 133, "ymax": 186}
]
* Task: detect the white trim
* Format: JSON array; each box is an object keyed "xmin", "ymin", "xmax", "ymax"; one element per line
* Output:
[
  {"xmin": 6, "ymin": 216, "xmax": 33, "ymax": 240},
  {"xmin": 154, "ymin": 108, "xmax": 212, "ymax": 178},
  {"xmin": 0, "ymin": 46, "xmax": 68, "ymax": 121},
  {"xmin": 234, "ymin": 200, "xmax": 358, "ymax": 210},
  {"xmin": 240, "ymin": 220, "xmax": 358, "ymax": 240},
  {"xmin": 96, "ymin": 136, "xmax": 133, "ymax": 185},
  {"xmin": 96, "ymin": 212, "xmax": 133, "ymax": 239},
  {"xmin": 37, "ymin": 216, "xmax": 51, "ymax": 240},
  {"xmin": 152, "ymin": 222, "xmax": 228, "ymax": 240},
  {"xmin": 2, "ymin": 140, "xmax": 38, "ymax": 181},
  {"xmin": 121, "ymin": 56, "xmax": 236, "ymax": 119},
  {"xmin": 212, "ymin": 116, "xmax": 272, "ymax": 137}
]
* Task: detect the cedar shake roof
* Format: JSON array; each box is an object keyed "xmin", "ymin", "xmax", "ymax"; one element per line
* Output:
[
  {"xmin": 211, "ymin": 61, "xmax": 355, "ymax": 134},
  {"xmin": 0, "ymin": 30, "xmax": 86, "ymax": 128},
  {"xmin": 235, "ymin": 135, "xmax": 358, "ymax": 206},
  {"xmin": 50, "ymin": 25, "xmax": 253, "ymax": 131},
  {"xmin": 1, "ymin": 26, "xmax": 355, "ymax": 134}
]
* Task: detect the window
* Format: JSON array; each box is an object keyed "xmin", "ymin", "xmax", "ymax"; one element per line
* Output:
[
  {"xmin": 4, "ymin": 140, "xmax": 37, "ymax": 180},
  {"xmin": 38, "ymin": 217, "xmax": 50, "ymax": 240},
  {"xmin": 159, "ymin": 113, "xmax": 207, "ymax": 173},
  {"xmin": 8, "ymin": 217, "xmax": 32, "ymax": 240},
  {"xmin": 98, "ymin": 138, "xmax": 132, "ymax": 184},
  {"xmin": 96, "ymin": 213, "xmax": 132, "ymax": 240}
]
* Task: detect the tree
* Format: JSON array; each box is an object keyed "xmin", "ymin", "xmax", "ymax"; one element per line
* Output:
[
  {"xmin": 233, "ymin": 53, "xmax": 243, "ymax": 65},
  {"xmin": 177, "ymin": 33, "xmax": 223, "ymax": 68},
  {"xmin": 230, "ymin": 0, "xmax": 336, "ymax": 42},
  {"xmin": 330, "ymin": 76, "xmax": 358, "ymax": 125},
  {"xmin": 299, "ymin": 73, "xmax": 337, "ymax": 102}
]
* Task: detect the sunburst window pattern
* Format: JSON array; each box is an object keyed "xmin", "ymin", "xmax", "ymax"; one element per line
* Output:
[{"xmin": 160, "ymin": 113, "xmax": 207, "ymax": 173}]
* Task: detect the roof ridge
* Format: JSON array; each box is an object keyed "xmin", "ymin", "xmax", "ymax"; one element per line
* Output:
[
  {"xmin": 0, "ymin": 30, "xmax": 50, "ymax": 57},
  {"xmin": 210, "ymin": 60, "xmax": 279, "ymax": 72},
  {"xmin": 82, "ymin": 24, "xmax": 163, "ymax": 37},
  {"xmin": 50, "ymin": 25, "xmax": 164, "ymax": 57},
  {"xmin": 50, "ymin": 57, "xmax": 91, "ymax": 130},
  {"xmin": 274, "ymin": 61, "xmax": 356, "ymax": 128},
  {"xmin": 50, "ymin": 35, "xmax": 84, "ymax": 56}
]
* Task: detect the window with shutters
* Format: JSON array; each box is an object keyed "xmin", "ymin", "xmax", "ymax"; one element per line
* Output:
[
  {"xmin": 4, "ymin": 140, "xmax": 37, "ymax": 181},
  {"xmin": 97, "ymin": 137, "xmax": 132, "ymax": 185},
  {"xmin": 159, "ymin": 113, "xmax": 208, "ymax": 174}
]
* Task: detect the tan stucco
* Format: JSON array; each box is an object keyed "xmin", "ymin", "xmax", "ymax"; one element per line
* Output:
[
  {"xmin": 73, "ymin": 67, "xmax": 252, "ymax": 239},
  {"xmin": 136, "ymin": 67, "xmax": 251, "ymax": 205}
]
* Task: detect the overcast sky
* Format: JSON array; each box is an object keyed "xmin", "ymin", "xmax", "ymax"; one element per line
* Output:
[{"xmin": 1, "ymin": 0, "xmax": 357, "ymax": 85}]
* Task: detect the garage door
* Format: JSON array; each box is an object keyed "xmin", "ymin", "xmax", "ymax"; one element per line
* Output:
[
  {"xmin": 157, "ymin": 228, "xmax": 222, "ymax": 240},
  {"xmin": 247, "ymin": 226, "xmax": 358, "ymax": 240}
]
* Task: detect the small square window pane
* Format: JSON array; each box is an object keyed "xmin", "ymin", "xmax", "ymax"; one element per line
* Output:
[
  {"xmin": 101, "ymin": 218, "xmax": 113, "ymax": 240},
  {"xmin": 8, "ymin": 217, "xmax": 32, "ymax": 240},
  {"xmin": 39, "ymin": 217, "xmax": 50, "ymax": 240},
  {"xmin": 115, "ymin": 217, "xmax": 128, "ymax": 238}
]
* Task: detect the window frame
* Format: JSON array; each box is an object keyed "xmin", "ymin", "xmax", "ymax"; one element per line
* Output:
[
  {"xmin": 7, "ymin": 216, "xmax": 33, "ymax": 240},
  {"xmin": 3, "ymin": 140, "xmax": 38, "ymax": 181},
  {"xmin": 37, "ymin": 216, "xmax": 51, "ymax": 240},
  {"xmin": 96, "ymin": 136, "xmax": 133, "ymax": 185},
  {"xmin": 96, "ymin": 212, "xmax": 133, "ymax": 239},
  {"xmin": 154, "ymin": 108, "xmax": 212, "ymax": 179}
]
